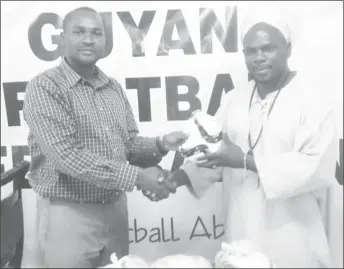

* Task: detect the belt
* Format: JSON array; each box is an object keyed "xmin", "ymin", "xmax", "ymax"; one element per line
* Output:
[{"xmin": 49, "ymin": 191, "xmax": 123, "ymax": 205}]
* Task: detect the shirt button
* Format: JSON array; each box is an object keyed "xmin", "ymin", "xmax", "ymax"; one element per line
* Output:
[{"xmin": 153, "ymin": 153, "xmax": 157, "ymax": 156}]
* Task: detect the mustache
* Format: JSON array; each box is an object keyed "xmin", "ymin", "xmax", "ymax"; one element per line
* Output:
[
  {"xmin": 78, "ymin": 47, "xmax": 96, "ymax": 51},
  {"xmin": 253, "ymin": 65, "xmax": 271, "ymax": 71}
]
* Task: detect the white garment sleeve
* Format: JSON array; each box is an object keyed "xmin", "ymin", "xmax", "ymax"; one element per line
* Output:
[
  {"xmin": 255, "ymin": 99, "xmax": 338, "ymax": 201},
  {"xmin": 181, "ymin": 161, "xmax": 223, "ymax": 199}
]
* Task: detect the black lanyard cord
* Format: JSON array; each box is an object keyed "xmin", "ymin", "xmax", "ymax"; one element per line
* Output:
[{"xmin": 248, "ymin": 71, "xmax": 291, "ymax": 151}]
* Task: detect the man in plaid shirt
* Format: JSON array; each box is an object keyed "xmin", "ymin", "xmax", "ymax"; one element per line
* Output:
[{"xmin": 23, "ymin": 6, "xmax": 188, "ymax": 268}]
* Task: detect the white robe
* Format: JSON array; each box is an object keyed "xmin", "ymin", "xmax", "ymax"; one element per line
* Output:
[{"xmin": 182, "ymin": 74, "xmax": 338, "ymax": 268}]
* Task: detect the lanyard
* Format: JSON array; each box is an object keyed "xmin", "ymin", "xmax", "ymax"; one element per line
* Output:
[{"xmin": 247, "ymin": 72, "xmax": 290, "ymax": 152}]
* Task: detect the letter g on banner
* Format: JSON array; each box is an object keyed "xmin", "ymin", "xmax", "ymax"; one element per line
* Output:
[{"xmin": 28, "ymin": 13, "xmax": 63, "ymax": 61}]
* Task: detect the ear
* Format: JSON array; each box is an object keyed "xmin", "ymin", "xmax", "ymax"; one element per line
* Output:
[
  {"xmin": 286, "ymin": 42, "xmax": 292, "ymax": 58},
  {"xmin": 59, "ymin": 32, "xmax": 65, "ymax": 57},
  {"xmin": 60, "ymin": 32, "xmax": 64, "ymax": 46}
]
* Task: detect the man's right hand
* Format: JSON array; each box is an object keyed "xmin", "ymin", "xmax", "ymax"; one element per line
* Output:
[
  {"xmin": 140, "ymin": 169, "xmax": 191, "ymax": 202},
  {"xmin": 136, "ymin": 167, "xmax": 176, "ymax": 200}
]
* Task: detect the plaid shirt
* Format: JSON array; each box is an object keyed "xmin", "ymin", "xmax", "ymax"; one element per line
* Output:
[{"xmin": 23, "ymin": 58, "xmax": 164, "ymax": 203}]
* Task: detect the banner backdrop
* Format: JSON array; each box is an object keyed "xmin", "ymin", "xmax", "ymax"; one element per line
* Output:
[{"xmin": 1, "ymin": 1, "xmax": 343, "ymax": 267}]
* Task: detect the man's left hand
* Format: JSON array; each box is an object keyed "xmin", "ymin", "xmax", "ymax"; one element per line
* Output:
[
  {"xmin": 197, "ymin": 138, "xmax": 245, "ymax": 169},
  {"xmin": 161, "ymin": 131, "xmax": 189, "ymax": 151}
]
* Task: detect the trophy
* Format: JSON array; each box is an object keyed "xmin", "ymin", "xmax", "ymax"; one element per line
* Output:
[{"xmin": 179, "ymin": 110, "xmax": 223, "ymax": 161}]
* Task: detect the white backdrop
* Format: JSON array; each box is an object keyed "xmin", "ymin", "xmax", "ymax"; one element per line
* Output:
[{"xmin": 1, "ymin": 1, "xmax": 343, "ymax": 267}]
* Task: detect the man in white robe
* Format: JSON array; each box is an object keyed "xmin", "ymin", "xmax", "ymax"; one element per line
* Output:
[{"xmin": 166, "ymin": 12, "xmax": 338, "ymax": 268}]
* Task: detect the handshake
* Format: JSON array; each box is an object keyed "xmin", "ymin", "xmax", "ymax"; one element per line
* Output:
[{"xmin": 136, "ymin": 166, "xmax": 188, "ymax": 202}]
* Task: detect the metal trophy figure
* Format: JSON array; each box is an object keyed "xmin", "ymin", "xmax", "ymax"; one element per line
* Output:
[{"xmin": 179, "ymin": 110, "xmax": 223, "ymax": 161}]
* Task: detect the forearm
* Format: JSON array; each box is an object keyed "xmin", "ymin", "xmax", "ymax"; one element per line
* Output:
[
  {"xmin": 233, "ymin": 150, "xmax": 258, "ymax": 173},
  {"xmin": 126, "ymin": 136, "xmax": 167, "ymax": 164},
  {"xmin": 172, "ymin": 169, "xmax": 191, "ymax": 187},
  {"xmin": 245, "ymin": 147, "xmax": 334, "ymax": 200},
  {"xmin": 38, "ymin": 138, "xmax": 139, "ymax": 191},
  {"xmin": 255, "ymin": 107, "xmax": 337, "ymax": 200},
  {"xmin": 180, "ymin": 161, "xmax": 222, "ymax": 198},
  {"xmin": 255, "ymin": 151, "xmax": 336, "ymax": 200}
]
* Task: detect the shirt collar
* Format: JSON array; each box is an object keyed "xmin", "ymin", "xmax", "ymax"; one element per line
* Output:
[{"xmin": 60, "ymin": 57, "xmax": 110, "ymax": 89}]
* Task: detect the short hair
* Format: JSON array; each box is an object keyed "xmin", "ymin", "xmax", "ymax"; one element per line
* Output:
[{"xmin": 63, "ymin": 7, "xmax": 102, "ymax": 31}]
